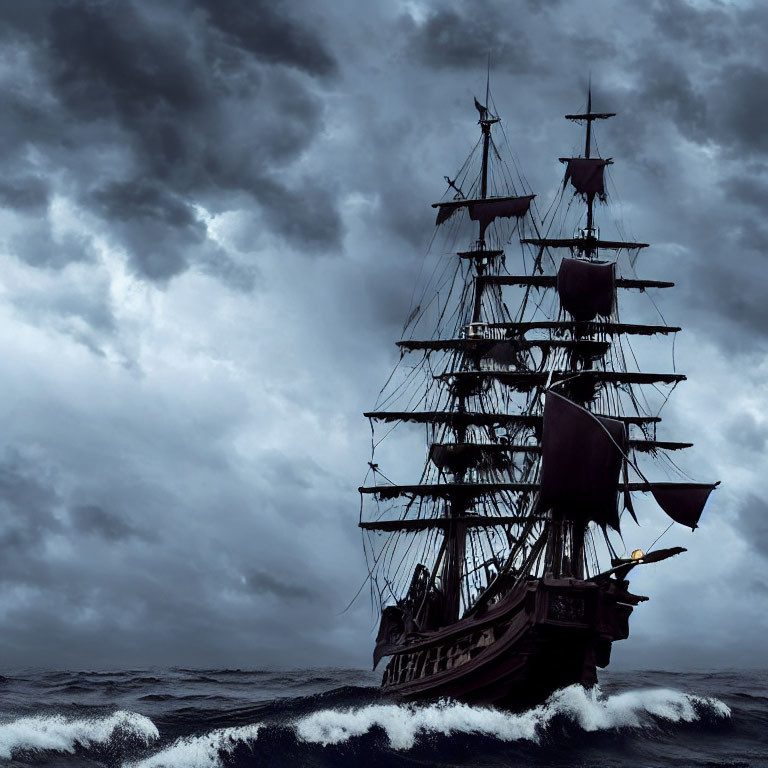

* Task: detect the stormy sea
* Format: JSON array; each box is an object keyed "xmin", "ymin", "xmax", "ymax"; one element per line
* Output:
[{"xmin": 0, "ymin": 668, "xmax": 763, "ymax": 767}]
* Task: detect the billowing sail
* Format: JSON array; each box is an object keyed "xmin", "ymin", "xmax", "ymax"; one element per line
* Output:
[
  {"xmin": 537, "ymin": 391, "xmax": 627, "ymax": 530},
  {"xmin": 433, "ymin": 194, "xmax": 534, "ymax": 239},
  {"xmin": 557, "ymin": 257, "xmax": 616, "ymax": 321},
  {"xmin": 651, "ymin": 484, "xmax": 716, "ymax": 530},
  {"xmin": 563, "ymin": 157, "xmax": 608, "ymax": 197}
]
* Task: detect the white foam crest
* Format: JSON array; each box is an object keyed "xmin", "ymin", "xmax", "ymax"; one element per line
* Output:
[
  {"xmin": 0, "ymin": 710, "xmax": 159, "ymax": 759},
  {"xmin": 126, "ymin": 724, "xmax": 261, "ymax": 768},
  {"xmin": 295, "ymin": 685, "xmax": 731, "ymax": 750}
]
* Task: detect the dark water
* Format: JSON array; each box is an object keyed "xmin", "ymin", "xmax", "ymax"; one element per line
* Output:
[{"xmin": 0, "ymin": 667, "xmax": 763, "ymax": 767}]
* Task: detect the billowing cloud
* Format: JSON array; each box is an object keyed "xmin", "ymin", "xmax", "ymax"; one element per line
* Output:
[{"xmin": 0, "ymin": 0, "xmax": 342, "ymax": 293}]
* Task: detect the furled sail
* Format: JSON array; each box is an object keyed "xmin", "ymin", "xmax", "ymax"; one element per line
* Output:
[
  {"xmin": 429, "ymin": 442, "xmax": 516, "ymax": 474},
  {"xmin": 360, "ymin": 482, "xmax": 538, "ymax": 501},
  {"xmin": 481, "ymin": 338, "xmax": 525, "ymax": 366},
  {"xmin": 438, "ymin": 371, "xmax": 685, "ymax": 405},
  {"xmin": 563, "ymin": 157, "xmax": 609, "ymax": 198},
  {"xmin": 485, "ymin": 320, "xmax": 679, "ymax": 336},
  {"xmin": 537, "ymin": 391, "xmax": 627, "ymax": 530},
  {"xmin": 433, "ymin": 194, "xmax": 535, "ymax": 239},
  {"xmin": 557, "ymin": 257, "xmax": 616, "ymax": 321},
  {"xmin": 365, "ymin": 409, "xmax": 661, "ymax": 428},
  {"xmin": 482, "ymin": 275, "xmax": 672, "ymax": 290},
  {"xmin": 360, "ymin": 515, "xmax": 533, "ymax": 533},
  {"xmin": 397, "ymin": 337, "xmax": 612, "ymax": 358}
]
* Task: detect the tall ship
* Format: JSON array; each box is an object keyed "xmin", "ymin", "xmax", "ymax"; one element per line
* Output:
[{"xmin": 357, "ymin": 84, "xmax": 718, "ymax": 708}]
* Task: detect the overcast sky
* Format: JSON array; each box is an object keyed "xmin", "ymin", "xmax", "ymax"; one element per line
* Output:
[{"xmin": 0, "ymin": 0, "xmax": 765, "ymax": 671}]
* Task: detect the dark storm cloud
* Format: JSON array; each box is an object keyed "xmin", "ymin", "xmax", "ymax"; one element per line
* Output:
[
  {"xmin": 0, "ymin": 0, "xmax": 342, "ymax": 292},
  {"xmin": 651, "ymin": 0, "xmax": 735, "ymax": 52},
  {"xmin": 8, "ymin": 227, "xmax": 95, "ymax": 270},
  {"xmin": 631, "ymin": 56, "xmax": 709, "ymax": 146},
  {"xmin": 253, "ymin": 175, "xmax": 343, "ymax": 249},
  {"xmin": 567, "ymin": 1, "xmax": 768, "ymax": 355},
  {"xmin": 725, "ymin": 412, "xmax": 767, "ymax": 454},
  {"xmin": 568, "ymin": 1, "xmax": 768, "ymax": 168},
  {"xmin": 69, "ymin": 504, "xmax": 145, "ymax": 542},
  {"xmin": 90, "ymin": 180, "xmax": 206, "ymax": 280},
  {"xmin": 260, "ymin": 452, "xmax": 317, "ymax": 493},
  {"xmin": 639, "ymin": 2, "xmax": 768, "ymax": 162},
  {"xmin": 0, "ymin": 450, "xmax": 61, "ymax": 556},
  {"xmin": 200, "ymin": 0, "xmax": 337, "ymax": 77},
  {"xmin": 709, "ymin": 63, "xmax": 768, "ymax": 158},
  {"xmin": 92, "ymin": 181, "xmax": 201, "ymax": 235},
  {"xmin": 722, "ymin": 173, "xmax": 768, "ymax": 210},
  {"xmin": 48, "ymin": 3, "xmax": 205, "ymax": 124},
  {"xmin": 736, "ymin": 494, "xmax": 768, "ymax": 560},
  {"xmin": 245, "ymin": 569, "xmax": 317, "ymax": 602},
  {"xmin": 0, "ymin": 176, "xmax": 48, "ymax": 212},
  {"xmin": 404, "ymin": 4, "xmax": 536, "ymax": 73}
]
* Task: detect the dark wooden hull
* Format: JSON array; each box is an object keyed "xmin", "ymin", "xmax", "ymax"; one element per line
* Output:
[{"xmin": 380, "ymin": 576, "xmax": 643, "ymax": 709}]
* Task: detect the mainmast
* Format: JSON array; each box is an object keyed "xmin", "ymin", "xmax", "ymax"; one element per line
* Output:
[
  {"xmin": 546, "ymin": 86, "xmax": 615, "ymax": 578},
  {"xmin": 551, "ymin": 85, "xmax": 612, "ymax": 577}
]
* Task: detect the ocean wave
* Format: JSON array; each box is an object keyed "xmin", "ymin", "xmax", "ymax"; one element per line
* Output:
[
  {"xmin": 295, "ymin": 685, "xmax": 732, "ymax": 750},
  {"xmin": 0, "ymin": 710, "xmax": 159, "ymax": 759},
  {"xmin": 126, "ymin": 724, "xmax": 261, "ymax": 768},
  {"xmin": 0, "ymin": 685, "xmax": 734, "ymax": 764}
]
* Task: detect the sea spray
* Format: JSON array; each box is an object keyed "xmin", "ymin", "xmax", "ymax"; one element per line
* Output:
[
  {"xmin": 295, "ymin": 684, "xmax": 732, "ymax": 750},
  {"xmin": 0, "ymin": 710, "xmax": 158, "ymax": 759},
  {"xmin": 126, "ymin": 724, "xmax": 261, "ymax": 768}
]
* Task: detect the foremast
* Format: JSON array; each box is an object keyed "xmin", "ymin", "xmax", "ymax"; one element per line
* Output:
[
  {"xmin": 361, "ymin": 92, "xmax": 537, "ymax": 630},
  {"xmin": 445, "ymin": 97, "xmax": 502, "ymax": 625}
]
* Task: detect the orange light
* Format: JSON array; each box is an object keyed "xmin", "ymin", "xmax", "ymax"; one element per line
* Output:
[{"xmin": 631, "ymin": 549, "xmax": 645, "ymax": 560}]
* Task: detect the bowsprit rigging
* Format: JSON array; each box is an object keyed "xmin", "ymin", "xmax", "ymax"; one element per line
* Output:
[{"xmin": 357, "ymin": 82, "xmax": 717, "ymax": 707}]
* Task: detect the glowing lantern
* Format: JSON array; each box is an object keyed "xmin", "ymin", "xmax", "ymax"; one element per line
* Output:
[{"xmin": 631, "ymin": 549, "xmax": 645, "ymax": 561}]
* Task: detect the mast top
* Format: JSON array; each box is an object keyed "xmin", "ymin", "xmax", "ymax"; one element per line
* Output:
[
  {"xmin": 562, "ymin": 85, "xmax": 614, "ymax": 243},
  {"xmin": 475, "ymin": 54, "xmax": 500, "ymax": 127},
  {"xmin": 565, "ymin": 84, "xmax": 615, "ymax": 122},
  {"xmin": 474, "ymin": 96, "xmax": 500, "ymax": 126}
]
